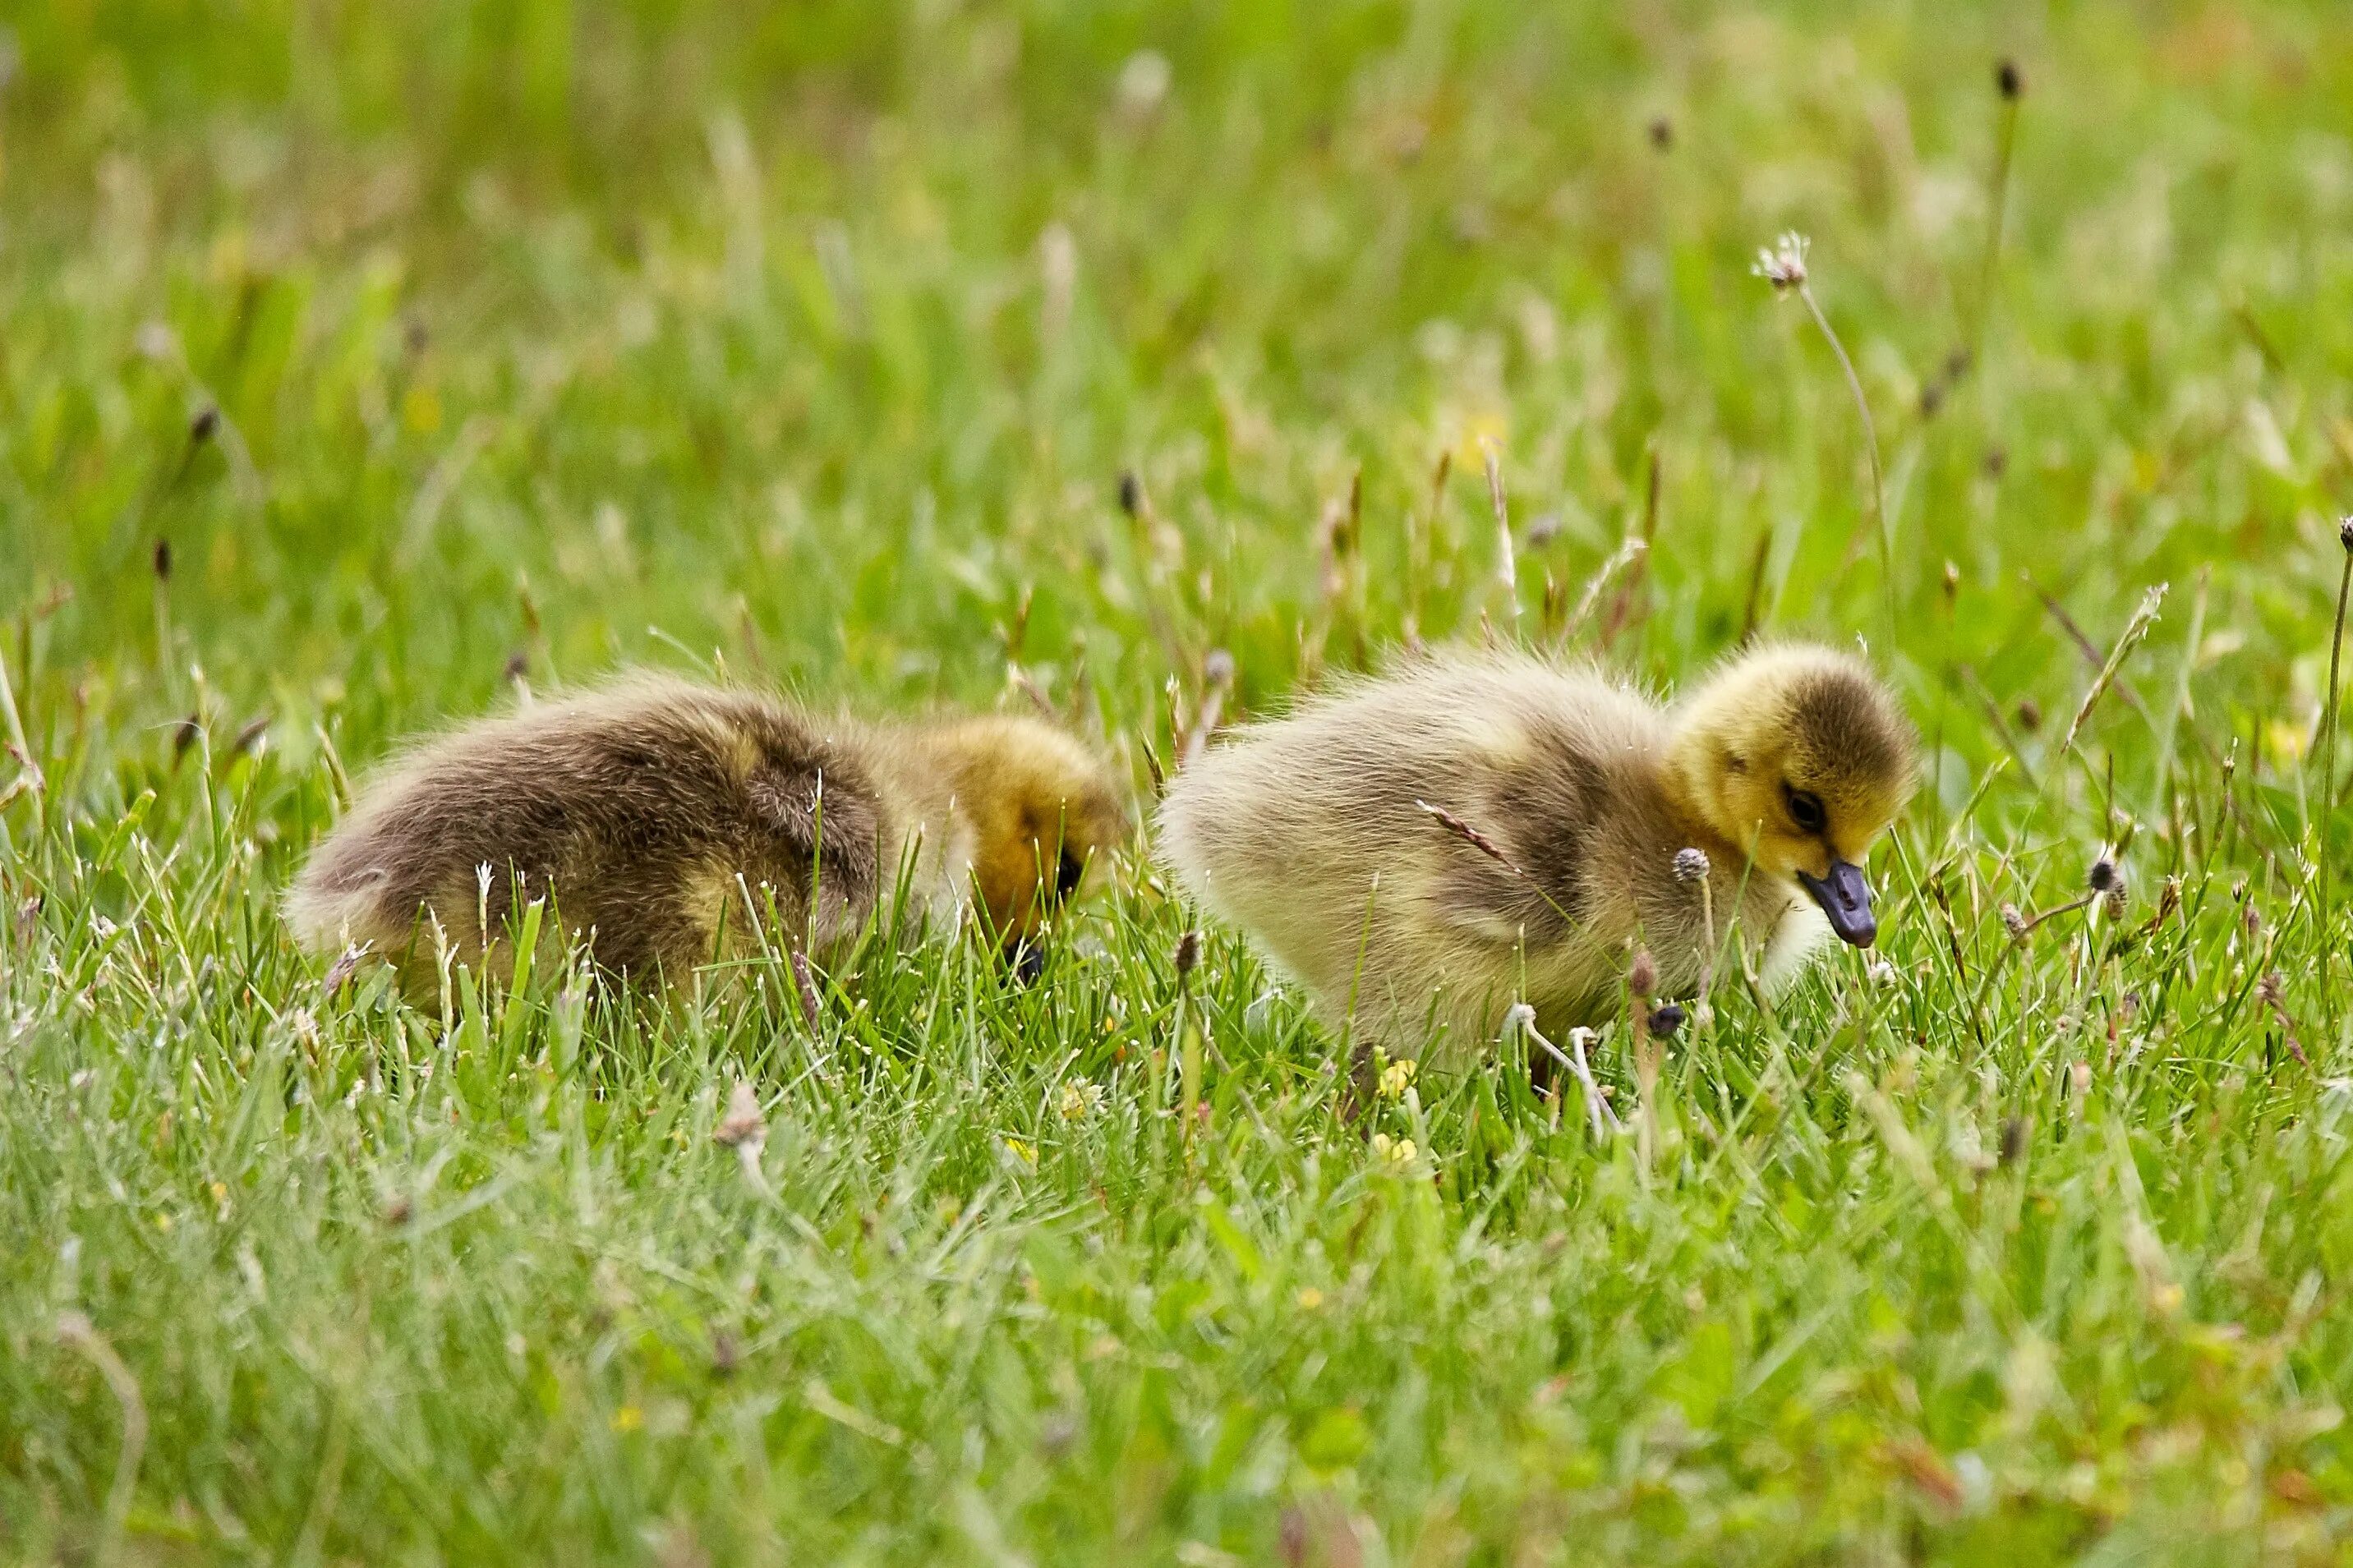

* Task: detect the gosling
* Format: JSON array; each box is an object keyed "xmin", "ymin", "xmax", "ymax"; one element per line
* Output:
[
  {"xmin": 1156, "ymin": 642, "xmax": 1916, "ymax": 1061},
  {"xmin": 288, "ymin": 674, "xmax": 1128, "ymax": 997}
]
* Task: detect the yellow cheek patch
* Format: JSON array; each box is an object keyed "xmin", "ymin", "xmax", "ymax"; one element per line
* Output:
[
  {"xmin": 971, "ymin": 818, "xmax": 1061, "ymax": 945},
  {"xmin": 1747, "ymin": 830, "xmax": 1819, "ymax": 879},
  {"xmin": 1828, "ymin": 785, "xmax": 1909, "ymax": 861}
]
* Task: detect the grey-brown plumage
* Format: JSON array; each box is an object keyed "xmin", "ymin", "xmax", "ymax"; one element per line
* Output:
[
  {"xmin": 288, "ymin": 675, "xmax": 1126, "ymax": 996},
  {"xmin": 1155, "ymin": 643, "xmax": 1916, "ymax": 1062}
]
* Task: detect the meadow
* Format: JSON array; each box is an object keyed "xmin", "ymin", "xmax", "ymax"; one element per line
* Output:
[{"xmin": 6, "ymin": 2, "xmax": 2353, "ymax": 1561}]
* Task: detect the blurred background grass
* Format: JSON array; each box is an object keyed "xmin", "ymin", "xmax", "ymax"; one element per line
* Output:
[
  {"xmin": 11, "ymin": 0, "xmax": 2351, "ymax": 761},
  {"xmin": 10, "ymin": 2, "xmax": 2353, "ymax": 1562}
]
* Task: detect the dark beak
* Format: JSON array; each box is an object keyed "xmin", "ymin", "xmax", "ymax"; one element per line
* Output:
[
  {"xmin": 1006, "ymin": 940, "xmax": 1047, "ymax": 986},
  {"xmin": 1798, "ymin": 859, "xmax": 1878, "ymax": 948}
]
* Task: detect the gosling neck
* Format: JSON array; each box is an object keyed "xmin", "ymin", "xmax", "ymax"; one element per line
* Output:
[
  {"xmin": 897, "ymin": 722, "xmax": 997, "ymax": 825},
  {"xmin": 867, "ymin": 726, "xmax": 978, "ymax": 893}
]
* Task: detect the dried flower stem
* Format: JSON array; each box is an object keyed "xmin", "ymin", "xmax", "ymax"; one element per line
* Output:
[
  {"xmin": 1416, "ymin": 800, "xmax": 1588, "ymax": 946},
  {"xmin": 1626, "ymin": 956, "xmax": 1659, "ymax": 1172},
  {"xmin": 1696, "ymin": 877, "xmax": 1717, "ymax": 1018},
  {"xmin": 1557, "ymin": 537, "xmax": 1648, "ymax": 649},
  {"xmin": 1794, "ymin": 279, "xmax": 1895, "ymax": 632},
  {"xmin": 715, "ymin": 1078, "xmax": 772, "ymax": 1192},
  {"xmin": 1969, "ymin": 66, "xmax": 2024, "ymax": 366},
  {"xmin": 2010, "ymin": 892, "xmax": 2097, "ymax": 942},
  {"xmin": 321, "ymin": 941, "xmax": 371, "ymax": 1000},
  {"xmin": 2008, "ymin": 580, "xmax": 2171, "ymax": 897},
  {"xmin": 1308, "ymin": 472, "xmax": 1365, "ymax": 674},
  {"xmin": 2258, "ymin": 972, "xmax": 2307, "ymax": 1067},
  {"xmin": 1967, "ymin": 890, "xmax": 2099, "ymax": 1029},
  {"xmin": 0, "ymin": 642, "xmax": 42, "ymax": 830},
  {"xmin": 1600, "ymin": 447, "xmax": 1662, "ymax": 646},
  {"xmin": 1508, "ymin": 1005, "xmax": 1619, "ymax": 1140},
  {"xmin": 1480, "ymin": 438, "xmax": 1519, "ymax": 632},
  {"xmin": 1006, "ymin": 664, "xmax": 1057, "ymax": 719},
  {"xmin": 1568, "ymin": 1027, "xmax": 1618, "ymax": 1136},
  {"xmin": 2038, "ymin": 570, "xmax": 2268, "ymax": 864},
  {"xmin": 1416, "ymin": 799, "xmax": 1522, "ymax": 875},
  {"xmin": 1674, "ymin": 853, "xmax": 1714, "ymax": 1014},
  {"xmin": 2056, "ymin": 584, "xmax": 2168, "ymax": 766},
  {"xmin": 1140, "ymin": 733, "xmax": 1167, "ymax": 797},
  {"xmin": 2321, "ymin": 522, "xmax": 2353, "ymax": 1028},
  {"xmin": 1179, "ymin": 1009, "xmax": 1202, "ymax": 1149},
  {"xmin": 1173, "ymin": 929, "xmax": 1204, "ymax": 1146},
  {"xmin": 1738, "ymin": 525, "xmax": 1772, "ymax": 645},
  {"xmin": 790, "ymin": 950, "xmax": 825, "ymax": 1033},
  {"xmin": 1179, "ymin": 651, "xmax": 1236, "ymax": 771},
  {"xmin": 1115, "ymin": 471, "xmax": 1190, "ymax": 675}
]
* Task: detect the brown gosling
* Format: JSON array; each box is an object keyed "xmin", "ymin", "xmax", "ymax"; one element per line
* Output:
[
  {"xmin": 1154, "ymin": 642, "xmax": 1917, "ymax": 1062},
  {"xmin": 288, "ymin": 674, "xmax": 1128, "ymax": 997}
]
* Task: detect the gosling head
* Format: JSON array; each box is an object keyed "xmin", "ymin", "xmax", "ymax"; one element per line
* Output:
[
  {"xmin": 1667, "ymin": 643, "xmax": 1918, "ymax": 947},
  {"xmin": 929, "ymin": 715, "xmax": 1130, "ymax": 965}
]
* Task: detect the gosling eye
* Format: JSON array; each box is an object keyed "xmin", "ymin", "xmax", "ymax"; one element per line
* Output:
[
  {"xmin": 1053, "ymin": 850, "xmax": 1086, "ymax": 899},
  {"xmin": 1784, "ymin": 786, "xmax": 1827, "ymax": 835}
]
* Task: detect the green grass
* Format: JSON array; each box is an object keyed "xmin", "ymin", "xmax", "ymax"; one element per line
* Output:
[{"xmin": 7, "ymin": 1, "xmax": 2353, "ymax": 1561}]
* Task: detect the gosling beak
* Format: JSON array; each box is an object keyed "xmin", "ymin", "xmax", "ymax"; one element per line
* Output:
[
  {"xmin": 1006, "ymin": 940, "xmax": 1047, "ymax": 986},
  {"xmin": 1797, "ymin": 859, "xmax": 1878, "ymax": 948}
]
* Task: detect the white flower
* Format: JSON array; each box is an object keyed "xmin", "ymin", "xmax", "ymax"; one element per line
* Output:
[
  {"xmin": 1752, "ymin": 231, "xmax": 1810, "ymax": 292},
  {"xmin": 1059, "ymin": 1079, "xmax": 1105, "ymax": 1121}
]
